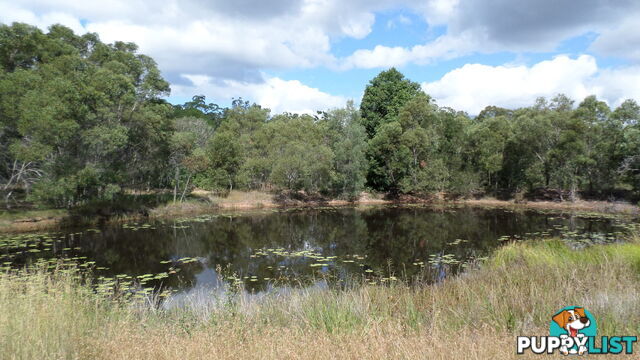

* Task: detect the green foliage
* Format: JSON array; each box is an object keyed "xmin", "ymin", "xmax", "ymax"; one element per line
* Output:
[
  {"xmin": 365, "ymin": 91, "xmax": 474, "ymax": 195},
  {"xmin": 204, "ymin": 131, "xmax": 244, "ymax": 191},
  {"xmin": 469, "ymin": 112, "xmax": 512, "ymax": 190},
  {"xmin": 397, "ymin": 95, "xmax": 443, "ymax": 193},
  {"xmin": 460, "ymin": 94, "xmax": 640, "ymax": 198},
  {"xmin": 28, "ymin": 166, "xmax": 122, "ymax": 207},
  {"xmin": 319, "ymin": 101, "xmax": 368, "ymax": 199},
  {"xmin": 368, "ymin": 121, "xmax": 411, "ymax": 192},
  {"xmin": 172, "ymin": 95, "xmax": 223, "ymax": 128},
  {"xmin": 359, "ymin": 68, "xmax": 423, "ymax": 138},
  {"xmin": 260, "ymin": 114, "xmax": 334, "ymax": 192},
  {"xmin": 618, "ymin": 101, "xmax": 640, "ymax": 190},
  {"xmin": 0, "ymin": 23, "xmax": 171, "ymax": 207},
  {"xmin": 1, "ymin": 25, "xmax": 638, "ymax": 207}
]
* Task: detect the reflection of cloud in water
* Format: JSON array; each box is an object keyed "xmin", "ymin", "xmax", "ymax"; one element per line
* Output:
[
  {"xmin": 162, "ymin": 260, "xmax": 226, "ymax": 312},
  {"xmin": 163, "ymin": 259, "xmax": 329, "ymax": 314},
  {"xmin": 193, "ymin": 262, "xmax": 221, "ymax": 288}
]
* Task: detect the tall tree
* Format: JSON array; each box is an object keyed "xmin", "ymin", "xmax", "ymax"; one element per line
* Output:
[
  {"xmin": 367, "ymin": 121, "xmax": 411, "ymax": 192},
  {"xmin": 359, "ymin": 68, "xmax": 423, "ymax": 138},
  {"xmin": 172, "ymin": 95, "xmax": 223, "ymax": 129},
  {"xmin": 319, "ymin": 101, "xmax": 368, "ymax": 199},
  {"xmin": 0, "ymin": 23, "xmax": 171, "ymax": 207},
  {"xmin": 574, "ymin": 95, "xmax": 612, "ymax": 191},
  {"xmin": 616, "ymin": 100, "xmax": 640, "ymax": 192},
  {"xmin": 397, "ymin": 94, "xmax": 446, "ymax": 193}
]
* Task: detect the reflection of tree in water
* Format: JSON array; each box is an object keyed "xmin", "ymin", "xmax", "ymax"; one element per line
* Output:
[
  {"xmin": 55, "ymin": 207, "xmax": 621, "ymax": 293},
  {"xmin": 167, "ymin": 208, "xmax": 614, "ymax": 291},
  {"xmin": 62, "ymin": 224, "xmax": 200, "ymax": 289},
  {"xmin": 165, "ymin": 210, "xmax": 370, "ymax": 291}
]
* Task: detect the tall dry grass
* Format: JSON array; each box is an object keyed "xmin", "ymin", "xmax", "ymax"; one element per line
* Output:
[{"xmin": 2, "ymin": 237, "xmax": 639, "ymax": 359}]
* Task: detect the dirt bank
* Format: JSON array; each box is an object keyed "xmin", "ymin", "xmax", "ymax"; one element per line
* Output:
[{"xmin": 1, "ymin": 191, "xmax": 637, "ymax": 233}]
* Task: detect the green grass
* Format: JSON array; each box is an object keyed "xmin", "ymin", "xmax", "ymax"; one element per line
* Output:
[
  {"xmin": 1, "ymin": 237, "xmax": 639, "ymax": 359},
  {"xmin": 492, "ymin": 235, "xmax": 640, "ymax": 272}
]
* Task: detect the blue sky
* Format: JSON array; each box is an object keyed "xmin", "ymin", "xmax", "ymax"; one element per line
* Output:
[{"xmin": 3, "ymin": 0, "xmax": 640, "ymax": 114}]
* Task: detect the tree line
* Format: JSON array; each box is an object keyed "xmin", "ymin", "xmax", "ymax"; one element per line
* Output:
[{"xmin": 1, "ymin": 23, "xmax": 639, "ymax": 209}]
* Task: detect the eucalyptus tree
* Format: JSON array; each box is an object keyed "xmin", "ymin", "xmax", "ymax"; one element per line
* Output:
[
  {"xmin": 167, "ymin": 117, "xmax": 216, "ymax": 201},
  {"xmin": 261, "ymin": 114, "xmax": 334, "ymax": 193},
  {"xmin": 0, "ymin": 23, "xmax": 172, "ymax": 207},
  {"xmin": 318, "ymin": 101, "xmax": 368, "ymax": 199},
  {"xmin": 396, "ymin": 93, "xmax": 447, "ymax": 193},
  {"xmin": 573, "ymin": 95, "xmax": 613, "ymax": 192},
  {"xmin": 468, "ymin": 108, "xmax": 513, "ymax": 191},
  {"xmin": 615, "ymin": 100, "xmax": 640, "ymax": 192},
  {"xmin": 172, "ymin": 95, "xmax": 224, "ymax": 129}
]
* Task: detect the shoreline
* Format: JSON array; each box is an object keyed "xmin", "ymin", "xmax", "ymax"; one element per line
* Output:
[
  {"xmin": 1, "ymin": 191, "xmax": 637, "ymax": 233},
  {"xmin": 454, "ymin": 197, "xmax": 639, "ymax": 214}
]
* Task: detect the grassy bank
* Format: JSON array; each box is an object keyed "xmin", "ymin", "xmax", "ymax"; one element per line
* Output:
[
  {"xmin": 2, "ymin": 234, "xmax": 639, "ymax": 359},
  {"xmin": 0, "ymin": 209, "xmax": 69, "ymax": 232}
]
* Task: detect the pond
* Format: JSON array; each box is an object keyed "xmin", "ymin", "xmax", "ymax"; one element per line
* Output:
[{"xmin": 0, "ymin": 205, "xmax": 632, "ymax": 305}]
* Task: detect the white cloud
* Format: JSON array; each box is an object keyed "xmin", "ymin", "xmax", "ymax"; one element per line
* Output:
[
  {"xmin": 341, "ymin": 31, "xmax": 481, "ymax": 69},
  {"xmin": 173, "ymin": 74, "xmax": 347, "ymax": 115},
  {"xmin": 3, "ymin": 0, "xmax": 371, "ymax": 110},
  {"xmin": 81, "ymin": 8, "xmax": 339, "ymax": 78},
  {"xmin": 386, "ymin": 14, "xmax": 412, "ymax": 29},
  {"xmin": 339, "ymin": 0, "xmax": 640, "ymax": 69},
  {"xmin": 413, "ymin": 0, "xmax": 458, "ymax": 25},
  {"xmin": 591, "ymin": 65, "xmax": 640, "ymax": 104},
  {"xmin": 422, "ymin": 55, "xmax": 640, "ymax": 114},
  {"xmin": 2, "ymin": 0, "xmax": 486, "ymax": 75},
  {"xmin": 0, "ymin": 2, "xmax": 86, "ymax": 34},
  {"xmin": 5, "ymin": 0, "xmax": 640, "ymax": 76},
  {"xmin": 3, "ymin": 0, "xmax": 386, "ymax": 78},
  {"xmin": 4, "ymin": 0, "xmax": 640, "ymax": 112},
  {"xmin": 590, "ymin": 18, "xmax": 640, "ymax": 61},
  {"xmin": 85, "ymin": 20, "xmax": 325, "ymax": 74}
]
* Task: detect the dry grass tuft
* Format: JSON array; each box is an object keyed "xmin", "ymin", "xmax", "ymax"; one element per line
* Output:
[{"xmin": 148, "ymin": 199, "xmax": 219, "ymax": 217}]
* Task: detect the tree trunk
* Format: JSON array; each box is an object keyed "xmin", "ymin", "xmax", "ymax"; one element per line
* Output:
[
  {"xmin": 179, "ymin": 174, "xmax": 191, "ymax": 202},
  {"xmin": 173, "ymin": 167, "xmax": 179, "ymax": 203},
  {"xmin": 569, "ymin": 181, "xmax": 577, "ymax": 202}
]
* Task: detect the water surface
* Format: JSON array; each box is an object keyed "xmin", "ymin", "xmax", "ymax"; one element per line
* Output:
[{"xmin": 1, "ymin": 205, "xmax": 629, "ymax": 300}]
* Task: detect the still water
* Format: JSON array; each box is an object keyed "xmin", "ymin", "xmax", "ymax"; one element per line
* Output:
[{"xmin": 1, "ymin": 205, "xmax": 630, "ymax": 302}]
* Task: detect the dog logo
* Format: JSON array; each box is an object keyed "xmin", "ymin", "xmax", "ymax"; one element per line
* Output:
[
  {"xmin": 517, "ymin": 306, "xmax": 636, "ymax": 355},
  {"xmin": 550, "ymin": 307, "xmax": 596, "ymax": 355}
]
